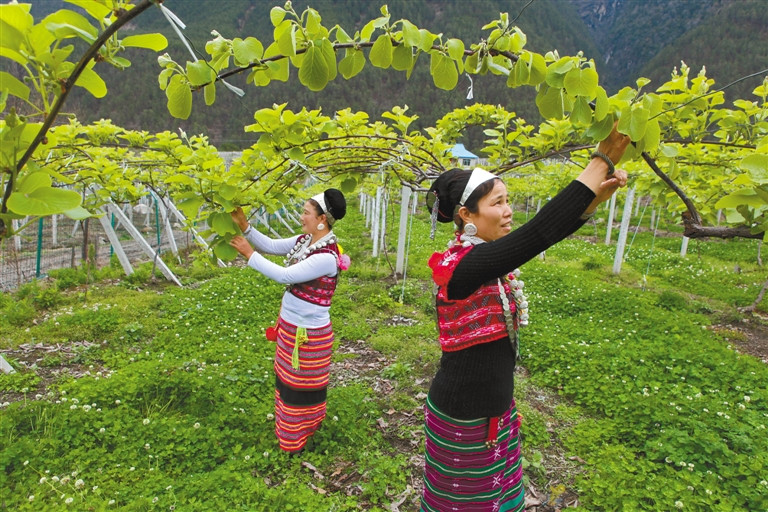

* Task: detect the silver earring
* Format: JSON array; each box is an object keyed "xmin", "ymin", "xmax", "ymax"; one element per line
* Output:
[
  {"xmin": 464, "ymin": 222, "xmax": 477, "ymax": 236},
  {"xmin": 317, "ymin": 223, "xmax": 325, "ymax": 230}
]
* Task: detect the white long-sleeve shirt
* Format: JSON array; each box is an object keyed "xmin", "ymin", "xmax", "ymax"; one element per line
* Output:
[{"xmin": 243, "ymin": 226, "xmax": 338, "ymax": 328}]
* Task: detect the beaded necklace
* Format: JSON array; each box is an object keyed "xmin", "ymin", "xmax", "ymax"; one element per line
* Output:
[
  {"xmin": 453, "ymin": 232, "xmax": 529, "ymax": 357},
  {"xmin": 284, "ymin": 231, "xmax": 337, "ymax": 266}
]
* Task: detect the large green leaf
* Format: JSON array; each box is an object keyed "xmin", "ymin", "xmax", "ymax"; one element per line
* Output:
[
  {"xmin": 593, "ymin": 86, "xmax": 609, "ymax": 120},
  {"xmin": 204, "ymin": 83, "xmax": 216, "ymax": 105},
  {"xmin": 319, "ymin": 38, "xmax": 337, "ymax": 81},
  {"xmin": 63, "ymin": 205, "xmax": 91, "ymax": 220},
  {"xmin": 570, "ymin": 97, "xmax": 593, "ymax": 126},
  {"xmin": 177, "ymin": 195, "xmax": 204, "ymax": 220},
  {"xmin": 0, "ymin": 4, "xmax": 32, "ymax": 51},
  {"xmin": 232, "ymin": 37, "xmax": 264, "ymax": 66},
  {"xmin": 391, "ymin": 44, "xmax": 413, "ymax": 72},
  {"xmin": 339, "ymin": 48, "xmax": 365, "ymax": 79},
  {"xmin": 74, "ymin": 66, "xmax": 107, "ymax": 98},
  {"xmin": 65, "ymin": 0, "xmax": 112, "ymax": 20},
  {"xmin": 186, "ymin": 60, "xmax": 215, "ymax": 86},
  {"xmin": 213, "ymin": 239, "xmax": 239, "ymax": 261},
  {"xmin": 270, "ymin": 6, "xmax": 286, "ymax": 27},
  {"xmin": 536, "ymin": 84, "xmax": 565, "ymax": 120},
  {"xmin": 166, "ymin": 74, "xmax": 192, "ymax": 119},
  {"xmin": 264, "ymin": 43, "xmax": 289, "ymax": 82},
  {"xmin": 298, "ymin": 43, "xmax": 328, "ymax": 91},
  {"xmin": 44, "ymin": 10, "xmax": 98, "ymax": 42},
  {"xmin": 585, "ymin": 114, "xmax": 615, "ymax": 141},
  {"xmin": 563, "ymin": 66, "xmax": 598, "ymax": 98},
  {"xmin": 741, "ymin": 153, "xmax": 768, "ymax": 177},
  {"xmin": 0, "ymin": 71, "xmax": 30, "ymax": 101},
  {"xmin": 430, "ymin": 52, "xmax": 458, "ymax": 90},
  {"xmin": 7, "ymin": 186, "xmax": 82, "ymax": 216},
  {"xmin": 401, "ymin": 20, "xmax": 420, "ymax": 47},
  {"xmin": 369, "ymin": 34, "xmax": 393, "ymax": 68},
  {"xmin": 122, "ymin": 33, "xmax": 168, "ymax": 51},
  {"xmin": 210, "ymin": 212, "xmax": 238, "ymax": 236},
  {"xmin": 715, "ymin": 191, "xmax": 765, "ymax": 209}
]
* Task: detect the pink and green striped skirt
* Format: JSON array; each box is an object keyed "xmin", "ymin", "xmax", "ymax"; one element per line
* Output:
[
  {"xmin": 421, "ymin": 396, "xmax": 524, "ymax": 512},
  {"xmin": 273, "ymin": 318, "xmax": 334, "ymax": 453}
]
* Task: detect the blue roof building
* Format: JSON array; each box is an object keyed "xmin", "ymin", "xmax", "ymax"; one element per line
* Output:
[{"xmin": 449, "ymin": 143, "xmax": 479, "ymax": 168}]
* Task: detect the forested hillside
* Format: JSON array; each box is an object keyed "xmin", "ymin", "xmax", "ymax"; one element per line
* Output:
[{"xmin": 23, "ymin": 0, "xmax": 768, "ymax": 149}]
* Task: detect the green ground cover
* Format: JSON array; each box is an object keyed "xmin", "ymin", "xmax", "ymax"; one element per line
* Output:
[{"xmin": 1, "ymin": 200, "xmax": 767, "ymax": 511}]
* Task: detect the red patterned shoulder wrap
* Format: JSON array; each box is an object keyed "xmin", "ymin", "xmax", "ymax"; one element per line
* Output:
[{"xmin": 429, "ymin": 244, "xmax": 516, "ymax": 352}]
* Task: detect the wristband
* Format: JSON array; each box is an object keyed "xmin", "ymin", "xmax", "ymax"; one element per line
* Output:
[{"xmin": 591, "ymin": 150, "xmax": 615, "ymax": 176}]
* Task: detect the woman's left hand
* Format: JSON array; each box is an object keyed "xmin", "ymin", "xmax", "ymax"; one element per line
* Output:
[
  {"xmin": 594, "ymin": 168, "xmax": 628, "ymax": 204},
  {"xmin": 230, "ymin": 235, "xmax": 255, "ymax": 259}
]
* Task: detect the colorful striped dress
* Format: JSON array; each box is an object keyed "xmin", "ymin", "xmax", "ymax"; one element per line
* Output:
[
  {"xmin": 423, "ymin": 181, "xmax": 598, "ymax": 510},
  {"xmin": 243, "ymin": 228, "xmax": 346, "ymax": 453}
]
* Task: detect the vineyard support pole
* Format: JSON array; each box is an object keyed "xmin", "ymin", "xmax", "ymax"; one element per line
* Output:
[
  {"xmin": 613, "ymin": 186, "xmax": 635, "ymax": 275},
  {"xmin": 98, "ymin": 206, "xmax": 134, "ymax": 277},
  {"xmin": 378, "ymin": 190, "xmax": 388, "ymax": 253},
  {"xmin": 150, "ymin": 192, "xmax": 180, "ymax": 259},
  {"xmin": 681, "ymin": 235, "xmax": 690, "ymax": 257},
  {"xmin": 395, "ymin": 186, "xmax": 412, "ymax": 276},
  {"xmin": 52, "ymin": 215, "xmax": 58, "ymax": 246},
  {"xmin": 12, "ymin": 219, "xmax": 21, "ymax": 251},
  {"xmin": 372, "ymin": 188, "xmax": 382, "ymax": 257},
  {"xmin": 0, "ymin": 354, "xmax": 15, "ymax": 374},
  {"xmin": 605, "ymin": 194, "xmax": 617, "ymax": 245},
  {"xmin": 105, "ymin": 202, "xmax": 182, "ymax": 286},
  {"xmin": 162, "ymin": 196, "xmax": 226, "ymax": 267},
  {"xmin": 35, "ymin": 218, "xmax": 43, "ymax": 278}
]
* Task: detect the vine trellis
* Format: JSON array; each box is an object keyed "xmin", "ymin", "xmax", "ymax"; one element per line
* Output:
[{"xmin": 1, "ymin": 0, "xmax": 767, "ymax": 263}]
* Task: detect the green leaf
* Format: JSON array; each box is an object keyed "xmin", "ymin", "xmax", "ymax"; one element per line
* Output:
[
  {"xmin": 186, "ymin": 60, "xmax": 215, "ymax": 86},
  {"xmin": 626, "ymin": 107, "xmax": 650, "ymax": 141},
  {"xmin": 276, "ymin": 21, "xmax": 296, "ymax": 56},
  {"xmin": 544, "ymin": 57, "xmax": 575, "ymax": 88},
  {"xmin": 232, "ymin": 37, "xmax": 264, "ymax": 66},
  {"xmin": 445, "ymin": 38, "xmax": 464, "ymax": 61},
  {"xmin": 218, "ymin": 184, "xmax": 239, "ymax": 201},
  {"xmin": 177, "ymin": 196, "xmax": 204, "ymax": 220},
  {"xmin": 270, "ymin": 7, "xmax": 286, "ymax": 27},
  {"xmin": 585, "ymin": 114, "xmax": 614, "ymax": 141},
  {"xmin": 570, "ymin": 97, "xmax": 593, "ymax": 126},
  {"xmin": 288, "ymin": 147, "xmax": 305, "ymax": 161},
  {"xmin": 593, "ymin": 86, "xmax": 609, "ymax": 120},
  {"xmin": 430, "ymin": 52, "xmax": 458, "ymax": 90},
  {"xmin": 7, "ymin": 186, "xmax": 82, "ymax": 216},
  {"xmin": 214, "ymin": 239, "xmax": 239, "ymax": 261},
  {"xmin": 391, "ymin": 44, "xmax": 413, "ymax": 71},
  {"xmin": 401, "ymin": 20, "xmax": 420, "ymax": 47},
  {"xmin": 536, "ymin": 84, "xmax": 565, "ymax": 120},
  {"xmin": 340, "ymin": 177, "xmax": 357, "ymax": 193},
  {"xmin": 339, "ymin": 48, "xmax": 365, "ymax": 79},
  {"xmin": 740, "ymin": 154, "xmax": 768, "ymax": 175},
  {"xmin": 298, "ymin": 43, "xmax": 329, "ymax": 91},
  {"xmin": 64, "ymin": 1, "xmax": 112, "ymax": 20},
  {"xmin": 122, "ymin": 33, "xmax": 168, "ymax": 51},
  {"xmin": 418, "ymin": 29, "xmax": 435, "ymax": 52},
  {"xmin": 44, "ymin": 10, "xmax": 98, "ymax": 42},
  {"xmin": 0, "ymin": 71, "xmax": 30, "ymax": 101},
  {"xmin": 643, "ymin": 119, "xmax": 661, "ymax": 152},
  {"xmin": 62, "ymin": 206, "xmax": 91, "ymax": 220},
  {"xmin": 263, "ymin": 43, "xmax": 289, "ymax": 82},
  {"xmin": 715, "ymin": 191, "xmax": 765, "ymax": 209},
  {"xmin": 204, "ymin": 83, "xmax": 216, "ymax": 106},
  {"xmin": 210, "ymin": 212, "xmax": 238, "ymax": 236},
  {"xmin": 74, "ymin": 66, "xmax": 107, "ymax": 98},
  {"xmin": 18, "ymin": 172, "xmax": 52, "ymax": 194},
  {"xmin": 563, "ymin": 66, "xmax": 598, "ymax": 98},
  {"xmin": 166, "ymin": 74, "xmax": 192, "ymax": 119},
  {"xmin": 369, "ymin": 34, "xmax": 393, "ymax": 68},
  {"xmin": 319, "ymin": 38, "xmax": 337, "ymax": 81}
]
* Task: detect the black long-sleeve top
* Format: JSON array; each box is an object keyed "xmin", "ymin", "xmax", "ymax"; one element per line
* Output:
[{"xmin": 429, "ymin": 180, "xmax": 596, "ymax": 419}]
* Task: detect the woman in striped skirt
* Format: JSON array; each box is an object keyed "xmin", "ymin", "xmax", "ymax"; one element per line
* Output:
[
  {"xmin": 230, "ymin": 189, "xmax": 349, "ymax": 454},
  {"xmin": 423, "ymin": 127, "xmax": 630, "ymax": 510}
]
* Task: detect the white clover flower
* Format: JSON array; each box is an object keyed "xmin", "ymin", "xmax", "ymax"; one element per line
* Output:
[
  {"xmin": 75, "ymin": 479, "xmax": 84, "ymax": 489},
  {"xmin": 244, "ymin": 455, "xmax": 251, "ymax": 461},
  {"xmin": 92, "ymin": 486, "xmax": 98, "ymax": 491},
  {"xmin": 52, "ymin": 476, "xmax": 60, "ymax": 482},
  {"xmin": 674, "ymin": 501, "xmax": 683, "ymax": 509},
  {"xmin": 65, "ymin": 497, "xmax": 73, "ymax": 504},
  {"xmin": 40, "ymin": 477, "xmax": 47, "ymax": 484},
  {"xmin": 152, "ymin": 497, "xmax": 158, "ymax": 503},
  {"xmin": 266, "ymin": 413, "xmax": 274, "ymax": 420},
  {"xmin": 705, "ymin": 489, "xmax": 713, "ymax": 495},
  {"xmin": 99, "ymin": 427, "xmax": 106, "ymax": 433},
  {"xmin": 61, "ymin": 476, "xmax": 70, "ymax": 484},
  {"xmin": 108, "ymin": 500, "xmax": 115, "ymax": 505},
  {"xmin": 333, "ymin": 415, "xmax": 339, "ymax": 421},
  {"xmin": 142, "ymin": 418, "xmax": 150, "ymax": 425},
  {"xmin": 144, "ymin": 443, "xmax": 150, "ymax": 450},
  {"xmin": 263, "ymin": 451, "xmax": 269, "ymax": 458},
  {"xmin": 744, "ymin": 396, "xmax": 751, "ymax": 402},
  {"xmin": 115, "ymin": 400, "xmax": 121, "ymax": 405},
  {"xmin": 28, "ymin": 495, "xmax": 35, "ymax": 502},
  {"xmin": 82, "ymin": 405, "xmax": 91, "ymax": 412},
  {"xmin": 193, "ymin": 422, "xmax": 200, "ymax": 429},
  {"xmin": 761, "ymin": 480, "xmax": 768, "ymax": 486},
  {"xmin": 129, "ymin": 467, "xmax": 135, "ymax": 471}
]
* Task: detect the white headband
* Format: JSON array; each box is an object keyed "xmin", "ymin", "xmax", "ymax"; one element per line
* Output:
[
  {"xmin": 311, "ymin": 193, "xmax": 327, "ymax": 214},
  {"xmin": 459, "ymin": 168, "xmax": 497, "ymax": 206},
  {"xmin": 311, "ymin": 192, "xmax": 335, "ymax": 223}
]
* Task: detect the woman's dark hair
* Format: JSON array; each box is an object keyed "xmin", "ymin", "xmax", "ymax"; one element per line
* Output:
[
  {"xmin": 427, "ymin": 168, "xmax": 500, "ymax": 230},
  {"xmin": 309, "ymin": 188, "xmax": 346, "ymax": 226}
]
